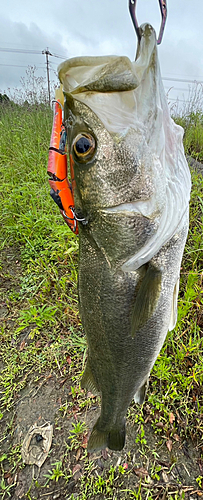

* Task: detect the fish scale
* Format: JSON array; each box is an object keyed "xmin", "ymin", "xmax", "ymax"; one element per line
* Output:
[
  {"xmin": 57, "ymin": 23, "xmax": 191, "ymax": 452},
  {"xmin": 78, "ymin": 217, "xmax": 188, "ymax": 451}
]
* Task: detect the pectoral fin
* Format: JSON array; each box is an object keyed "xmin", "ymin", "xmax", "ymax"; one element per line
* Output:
[
  {"xmin": 168, "ymin": 278, "xmax": 180, "ymax": 331},
  {"xmin": 134, "ymin": 378, "xmax": 149, "ymax": 404},
  {"xmin": 81, "ymin": 358, "xmax": 100, "ymax": 395},
  {"xmin": 131, "ymin": 265, "xmax": 162, "ymax": 338}
]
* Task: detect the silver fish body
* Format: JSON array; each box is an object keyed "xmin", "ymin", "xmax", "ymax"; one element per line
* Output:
[{"xmin": 59, "ymin": 24, "xmax": 191, "ymax": 452}]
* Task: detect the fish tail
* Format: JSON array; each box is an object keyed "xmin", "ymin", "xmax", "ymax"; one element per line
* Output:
[
  {"xmin": 107, "ymin": 419, "xmax": 126, "ymax": 451},
  {"xmin": 87, "ymin": 426, "xmax": 108, "ymax": 453},
  {"xmin": 87, "ymin": 418, "xmax": 126, "ymax": 452},
  {"xmin": 131, "ymin": 264, "xmax": 162, "ymax": 338}
]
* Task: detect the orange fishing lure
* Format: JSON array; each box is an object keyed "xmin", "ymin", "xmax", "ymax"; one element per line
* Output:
[{"xmin": 47, "ymin": 99, "xmax": 78, "ymax": 234}]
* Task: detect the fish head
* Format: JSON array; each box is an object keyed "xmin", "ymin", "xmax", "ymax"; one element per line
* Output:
[
  {"xmin": 59, "ymin": 26, "xmax": 164, "ymax": 225},
  {"xmin": 64, "ymin": 92, "xmax": 153, "ymax": 219},
  {"xmin": 59, "ymin": 23, "xmax": 191, "ymax": 269}
]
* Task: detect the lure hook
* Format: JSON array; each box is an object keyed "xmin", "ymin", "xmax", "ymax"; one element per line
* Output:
[{"xmin": 129, "ymin": 0, "xmax": 167, "ymax": 45}]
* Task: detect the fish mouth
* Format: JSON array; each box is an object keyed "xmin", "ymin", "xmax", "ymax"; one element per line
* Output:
[{"xmin": 100, "ymin": 199, "xmax": 155, "ymax": 219}]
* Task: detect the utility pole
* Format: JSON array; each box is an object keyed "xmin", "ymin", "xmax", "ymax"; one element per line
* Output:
[{"xmin": 42, "ymin": 48, "xmax": 52, "ymax": 105}]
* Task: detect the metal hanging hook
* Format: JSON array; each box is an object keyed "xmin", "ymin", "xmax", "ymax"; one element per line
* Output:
[
  {"xmin": 129, "ymin": 0, "xmax": 167, "ymax": 45},
  {"xmin": 157, "ymin": 0, "xmax": 167, "ymax": 44}
]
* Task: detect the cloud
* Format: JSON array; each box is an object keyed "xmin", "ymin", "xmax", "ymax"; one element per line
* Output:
[
  {"xmin": 0, "ymin": 16, "xmax": 66, "ymax": 92},
  {"xmin": 1, "ymin": 0, "xmax": 203, "ymax": 105}
]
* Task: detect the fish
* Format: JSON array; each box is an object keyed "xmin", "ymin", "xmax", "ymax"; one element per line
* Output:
[{"xmin": 57, "ymin": 23, "xmax": 191, "ymax": 452}]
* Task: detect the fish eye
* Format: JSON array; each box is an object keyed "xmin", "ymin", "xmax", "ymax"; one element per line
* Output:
[{"xmin": 72, "ymin": 133, "xmax": 96, "ymax": 162}]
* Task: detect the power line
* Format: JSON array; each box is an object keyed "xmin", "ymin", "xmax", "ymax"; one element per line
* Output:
[
  {"xmin": 163, "ymin": 76, "xmax": 203, "ymax": 84},
  {"xmin": 164, "ymin": 87, "xmax": 190, "ymax": 92},
  {"xmin": 51, "ymin": 53, "xmax": 66, "ymax": 59},
  {"xmin": 163, "ymin": 72, "xmax": 203, "ymax": 79},
  {"xmin": 0, "ymin": 47, "xmax": 42, "ymax": 54},
  {"xmin": 168, "ymin": 98, "xmax": 194, "ymax": 103},
  {"xmin": 0, "ymin": 46, "xmax": 202, "ymax": 82},
  {"xmin": 49, "ymin": 61, "xmax": 59, "ymax": 66},
  {"xmin": 0, "ymin": 46, "xmax": 66, "ymax": 59},
  {"xmin": 1, "ymin": 45, "xmax": 203, "ymax": 99},
  {"xmin": 0, "ymin": 63, "xmax": 41, "ymax": 68}
]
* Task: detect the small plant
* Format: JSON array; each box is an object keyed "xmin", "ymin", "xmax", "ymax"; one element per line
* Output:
[
  {"xmin": 68, "ymin": 421, "xmax": 87, "ymax": 450},
  {"xmin": 17, "ymin": 304, "xmax": 57, "ymax": 331},
  {"xmin": 196, "ymin": 475, "xmax": 203, "ymax": 489},
  {"xmin": 44, "ymin": 461, "xmax": 64, "ymax": 483},
  {"xmin": 135, "ymin": 423, "xmax": 147, "ymax": 447}
]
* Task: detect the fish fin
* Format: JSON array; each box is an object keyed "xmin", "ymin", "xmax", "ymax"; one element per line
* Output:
[
  {"xmin": 168, "ymin": 278, "xmax": 179, "ymax": 331},
  {"xmin": 107, "ymin": 420, "xmax": 126, "ymax": 451},
  {"xmin": 81, "ymin": 358, "xmax": 100, "ymax": 395},
  {"xmin": 134, "ymin": 379, "xmax": 149, "ymax": 404},
  {"xmin": 87, "ymin": 418, "xmax": 126, "ymax": 453},
  {"xmin": 87, "ymin": 426, "xmax": 108, "ymax": 453},
  {"xmin": 131, "ymin": 265, "xmax": 162, "ymax": 338}
]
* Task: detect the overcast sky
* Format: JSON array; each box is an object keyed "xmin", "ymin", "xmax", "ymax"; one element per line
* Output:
[{"xmin": 1, "ymin": 0, "xmax": 203, "ymax": 109}]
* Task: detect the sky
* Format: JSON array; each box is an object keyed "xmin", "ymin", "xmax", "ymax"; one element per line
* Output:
[{"xmin": 0, "ymin": 0, "xmax": 203, "ymax": 110}]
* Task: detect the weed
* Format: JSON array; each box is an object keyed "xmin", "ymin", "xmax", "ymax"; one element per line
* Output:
[
  {"xmin": 196, "ymin": 476, "xmax": 203, "ymax": 489},
  {"xmin": 0, "ymin": 102, "xmax": 202, "ymax": 500},
  {"xmin": 17, "ymin": 304, "xmax": 57, "ymax": 331},
  {"xmin": 135, "ymin": 424, "xmax": 147, "ymax": 448},
  {"xmin": 44, "ymin": 461, "xmax": 65, "ymax": 483},
  {"xmin": 68, "ymin": 422, "xmax": 88, "ymax": 451}
]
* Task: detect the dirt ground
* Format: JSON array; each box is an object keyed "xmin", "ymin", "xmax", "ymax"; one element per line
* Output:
[
  {"xmin": 0, "ymin": 242, "xmax": 202, "ymax": 500},
  {"xmin": 1, "ymin": 372, "xmax": 202, "ymax": 499}
]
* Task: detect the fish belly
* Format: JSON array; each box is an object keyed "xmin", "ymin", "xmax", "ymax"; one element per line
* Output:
[{"xmin": 79, "ymin": 210, "xmax": 189, "ymax": 452}]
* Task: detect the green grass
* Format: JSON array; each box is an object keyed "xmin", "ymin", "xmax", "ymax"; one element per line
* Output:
[
  {"xmin": 175, "ymin": 111, "xmax": 203, "ymax": 162},
  {"xmin": 0, "ymin": 102, "xmax": 202, "ymax": 499}
]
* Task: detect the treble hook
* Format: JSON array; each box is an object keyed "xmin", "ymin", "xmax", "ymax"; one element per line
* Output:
[{"xmin": 129, "ymin": 0, "xmax": 167, "ymax": 45}]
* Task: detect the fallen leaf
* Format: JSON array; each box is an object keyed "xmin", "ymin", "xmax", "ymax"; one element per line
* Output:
[
  {"xmin": 72, "ymin": 464, "xmax": 82, "ymax": 481},
  {"xmin": 156, "ymin": 422, "xmax": 164, "ymax": 428},
  {"xmin": 87, "ymin": 391, "xmax": 94, "ymax": 398},
  {"xmin": 162, "ymin": 471, "xmax": 169, "ymax": 483},
  {"xmin": 81, "ymin": 435, "xmax": 88, "ymax": 449},
  {"xmin": 19, "ymin": 340, "xmax": 26, "ymax": 351},
  {"xmin": 144, "ymin": 416, "xmax": 150, "ymax": 424},
  {"xmin": 133, "ymin": 467, "xmax": 149, "ymax": 479},
  {"xmin": 76, "ymin": 448, "xmax": 81, "ymax": 461},
  {"xmin": 186, "ymin": 359, "xmax": 193, "ymax": 368},
  {"xmin": 197, "ymin": 459, "xmax": 203, "ymax": 474},
  {"xmin": 169, "ymin": 412, "xmax": 175, "ymax": 424},
  {"xmin": 101, "ymin": 448, "xmax": 108, "ymax": 460},
  {"xmin": 173, "ymin": 434, "xmax": 180, "ymax": 441},
  {"xmin": 4, "ymin": 472, "xmax": 11, "ymax": 479},
  {"xmin": 166, "ymin": 439, "xmax": 173, "ymax": 452},
  {"xmin": 73, "ymin": 464, "xmax": 81, "ymax": 474},
  {"xmin": 7, "ymin": 476, "xmax": 13, "ymax": 485},
  {"xmin": 158, "ymin": 460, "xmax": 170, "ymax": 467},
  {"xmin": 59, "ymin": 377, "xmax": 68, "ymax": 387},
  {"xmin": 67, "ymin": 356, "xmax": 71, "ymax": 365}
]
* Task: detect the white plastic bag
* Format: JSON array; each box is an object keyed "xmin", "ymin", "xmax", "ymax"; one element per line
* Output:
[{"xmin": 58, "ymin": 23, "xmax": 191, "ymax": 270}]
